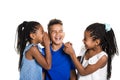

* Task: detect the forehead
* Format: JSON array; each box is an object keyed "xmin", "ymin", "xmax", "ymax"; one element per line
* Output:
[
  {"xmin": 49, "ymin": 24, "xmax": 63, "ymax": 30},
  {"xmin": 36, "ymin": 25, "xmax": 44, "ymax": 32},
  {"xmin": 84, "ymin": 31, "xmax": 91, "ymax": 37},
  {"xmin": 37, "ymin": 25, "xmax": 43, "ymax": 29}
]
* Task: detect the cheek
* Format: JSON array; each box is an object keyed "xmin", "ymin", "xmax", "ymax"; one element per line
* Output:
[
  {"xmin": 50, "ymin": 33, "xmax": 56, "ymax": 38},
  {"xmin": 49, "ymin": 34, "xmax": 54, "ymax": 40},
  {"xmin": 85, "ymin": 41, "xmax": 92, "ymax": 46},
  {"xmin": 38, "ymin": 34, "xmax": 43, "ymax": 40}
]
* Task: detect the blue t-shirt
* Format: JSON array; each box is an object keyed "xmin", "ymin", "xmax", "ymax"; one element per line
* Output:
[
  {"xmin": 42, "ymin": 44, "xmax": 75, "ymax": 80},
  {"xmin": 20, "ymin": 44, "xmax": 43, "ymax": 80}
]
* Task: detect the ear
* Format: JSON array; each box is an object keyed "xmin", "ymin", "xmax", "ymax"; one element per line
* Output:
[
  {"xmin": 95, "ymin": 39, "xmax": 100, "ymax": 46},
  {"xmin": 30, "ymin": 33, "xmax": 35, "ymax": 40}
]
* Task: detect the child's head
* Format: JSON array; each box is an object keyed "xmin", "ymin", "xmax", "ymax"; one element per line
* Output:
[
  {"xmin": 84, "ymin": 23, "xmax": 118, "ymax": 53},
  {"xmin": 83, "ymin": 23, "xmax": 107, "ymax": 50},
  {"xmin": 47, "ymin": 19, "xmax": 65, "ymax": 45},
  {"xmin": 83, "ymin": 22, "xmax": 119, "ymax": 79},
  {"xmin": 17, "ymin": 21, "xmax": 44, "ymax": 52}
]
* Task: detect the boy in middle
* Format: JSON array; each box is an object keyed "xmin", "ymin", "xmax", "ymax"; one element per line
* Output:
[{"xmin": 43, "ymin": 19, "xmax": 76, "ymax": 80}]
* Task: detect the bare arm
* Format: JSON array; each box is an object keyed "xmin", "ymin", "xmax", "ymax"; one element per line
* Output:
[
  {"xmin": 70, "ymin": 52, "xmax": 107, "ymax": 75},
  {"xmin": 70, "ymin": 70, "xmax": 77, "ymax": 80},
  {"xmin": 64, "ymin": 42, "xmax": 107, "ymax": 76},
  {"xmin": 42, "ymin": 32, "xmax": 51, "ymax": 69},
  {"xmin": 26, "ymin": 32, "xmax": 51, "ymax": 70}
]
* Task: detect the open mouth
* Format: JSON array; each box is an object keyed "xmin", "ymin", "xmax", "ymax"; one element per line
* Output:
[{"xmin": 55, "ymin": 37, "xmax": 62, "ymax": 41}]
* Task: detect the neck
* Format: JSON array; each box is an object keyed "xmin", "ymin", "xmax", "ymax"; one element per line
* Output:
[
  {"xmin": 51, "ymin": 43, "xmax": 63, "ymax": 51},
  {"xmin": 93, "ymin": 46, "xmax": 102, "ymax": 53},
  {"xmin": 87, "ymin": 47, "xmax": 102, "ymax": 58},
  {"xmin": 31, "ymin": 40, "xmax": 38, "ymax": 44}
]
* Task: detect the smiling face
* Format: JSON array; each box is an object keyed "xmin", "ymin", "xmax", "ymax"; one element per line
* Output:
[
  {"xmin": 83, "ymin": 31, "xmax": 97, "ymax": 49},
  {"xmin": 49, "ymin": 24, "xmax": 65, "ymax": 45}
]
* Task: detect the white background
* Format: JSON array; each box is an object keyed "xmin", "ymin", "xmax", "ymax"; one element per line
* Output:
[{"xmin": 0, "ymin": 0, "xmax": 120, "ymax": 80}]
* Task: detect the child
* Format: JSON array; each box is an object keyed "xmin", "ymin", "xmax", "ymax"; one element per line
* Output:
[
  {"xmin": 16, "ymin": 21, "xmax": 51, "ymax": 80},
  {"xmin": 63, "ymin": 23, "xmax": 119, "ymax": 80},
  {"xmin": 43, "ymin": 19, "xmax": 76, "ymax": 80}
]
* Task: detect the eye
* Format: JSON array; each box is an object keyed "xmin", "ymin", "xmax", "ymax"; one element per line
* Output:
[
  {"xmin": 59, "ymin": 30, "xmax": 63, "ymax": 33},
  {"xmin": 51, "ymin": 30, "xmax": 56, "ymax": 34}
]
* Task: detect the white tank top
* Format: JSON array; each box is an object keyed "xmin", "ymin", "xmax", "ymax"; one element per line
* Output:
[{"xmin": 78, "ymin": 51, "xmax": 108, "ymax": 80}]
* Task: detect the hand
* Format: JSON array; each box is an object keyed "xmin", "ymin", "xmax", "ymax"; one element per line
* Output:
[
  {"xmin": 42, "ymin": 32, "xmax": 50, "ymax": 47},
  {"xmin": 63, "ymin": 42, "xmax": 75, "ymax": 56}
]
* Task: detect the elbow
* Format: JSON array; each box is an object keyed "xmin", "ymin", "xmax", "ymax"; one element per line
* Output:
[
  {"xmin": 44, "ymin": 64, "xmax": 51, "ymax": 70},
  {"xmin": 46, "ymin": 66, "xmax": 51, "ymax": 70},
  {"xmin": 80, "ymin": 73, "xmax": 87, "ymax": 76},
  {"xmin": 78, "ymin": 70, "xmax": 88, "ymax": 76}
]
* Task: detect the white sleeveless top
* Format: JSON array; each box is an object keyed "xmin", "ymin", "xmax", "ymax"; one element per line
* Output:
[{"xmin": 78, "ymin": 51, "xmax": 108, "ymax": 80}]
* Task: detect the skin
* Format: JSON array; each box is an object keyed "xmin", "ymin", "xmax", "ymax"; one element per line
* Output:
[
  {"xmin": 25, "ymin": 25, "xmax": 51, "ymax": 70},
  {"xmin": 49, "ymin": 24, "xmax": 65, "ymax": 50},
  {"xmin": 48, "ymin": 24, "xmax": 77, "ymax": 80},
  {"xmin": 63, "ymin": 31, "xmax": 108, "ymax": 76}
]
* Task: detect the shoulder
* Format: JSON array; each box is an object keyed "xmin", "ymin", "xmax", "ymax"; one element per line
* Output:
[
  {"xmin": 29, "ymin": 44, "xmax": 38, "ymax": 51},
  {"xmin": 96, "ymin": 51, "xmax": 108, "ymax": 61},
  {"xmin": 25, "ymin": 45, "xmax": 38, "ymax": 55},
  {"xmin": 23, "ymin": 44, "xmax": 36, "ymax": 54},
  {"xmin": 27, "ymin": 44, "xmax": 45, "ymax": 56},
  {"xmin": 97, "ymin": 51, "xmax": 108, "ymax": 57},
  {"xmin": 89, "ymin": 51, "xmax": 108, "ymax": 64}
]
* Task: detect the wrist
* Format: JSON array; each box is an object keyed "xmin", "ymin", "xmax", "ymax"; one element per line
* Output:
[
  {"xmin": 44, "ymin": 44, "xmax": 50, "ymax": 47},
  {"xmin": 70, "ymin": 52, "xmax": 76, "ymax": 58}
]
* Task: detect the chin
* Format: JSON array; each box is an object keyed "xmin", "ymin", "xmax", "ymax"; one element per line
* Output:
[
  {"xmin": 54, "ymin": 42, "xmax": 63, "ymax": 45},
  {"xmin": 85, "ymin": 46, "xmax": 88, "ymax": 49}
]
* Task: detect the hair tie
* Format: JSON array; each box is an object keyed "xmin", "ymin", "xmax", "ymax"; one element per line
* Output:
[
  {"xmin": 22, "ymin": 26, "xmax": 24, "ymax": 31},
  {"xmin": 21, "ymin": 21, "xmax": 28, "ymax": 31},
  {"xmin": 105, "ymin": 24, "xmax": 111, "ymax": 32}
]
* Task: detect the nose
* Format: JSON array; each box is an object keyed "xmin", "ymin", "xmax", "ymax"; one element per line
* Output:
[
  {"xmin": 55, "ymin": 31, "xmax": 60, "ymax": 36},
  {"xmin": 82, "ymin": 39, "xmax": 85, "ymax": 44}
]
